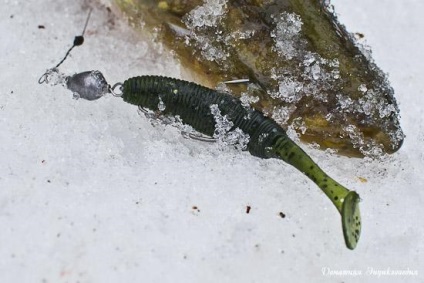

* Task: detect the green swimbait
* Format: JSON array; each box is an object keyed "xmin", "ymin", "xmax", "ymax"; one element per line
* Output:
[
  {"xmin": 40, "ymin": 69, "xmax": 362, "ymax": 249},
  {"xmin": 120, "ymin": 75, "xmax": 362, "ymax": 249}
]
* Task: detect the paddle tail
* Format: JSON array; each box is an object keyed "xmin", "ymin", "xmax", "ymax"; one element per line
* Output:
[{"xmin": 271, "ymin": 136, "xmax": 361, "ymax": 249}]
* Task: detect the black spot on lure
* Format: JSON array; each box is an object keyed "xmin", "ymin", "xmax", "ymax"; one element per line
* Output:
[{"xmin": 47, "ymin": 70, "xmax": 362, "ymax": 250}]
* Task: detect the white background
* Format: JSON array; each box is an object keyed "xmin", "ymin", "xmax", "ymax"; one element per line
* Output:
[{"xmin": 0, "ymin": 0, "xmax": 422, "ymax": 282}]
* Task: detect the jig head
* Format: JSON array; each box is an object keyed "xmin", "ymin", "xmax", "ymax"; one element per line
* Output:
[{"xmin": 66, "ymin": 70, "xmax": 110, "ymax": 100}]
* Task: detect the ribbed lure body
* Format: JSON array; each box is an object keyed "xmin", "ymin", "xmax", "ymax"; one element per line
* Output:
[
  {"xmin": 121, "ymin": 75, "xmax": 361, "ymax": 249},
  {"xmin": 122, "ymin": 76, "xmax": 287, "ymax": 158}
]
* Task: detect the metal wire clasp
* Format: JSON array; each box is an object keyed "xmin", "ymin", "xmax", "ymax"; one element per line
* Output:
[{"xmin": 110, "ymin": 83, "xmax": 124, "ymax": 97}]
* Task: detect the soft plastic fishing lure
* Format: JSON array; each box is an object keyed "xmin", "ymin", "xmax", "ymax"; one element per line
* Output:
[{"xmin": 40, "ymin": 69, "xmax": 361, "ymax": 249}]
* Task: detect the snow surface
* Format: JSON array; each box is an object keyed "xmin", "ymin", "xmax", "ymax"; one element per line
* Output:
[{"xmin": 0, "ymin": 0, "xmax": 423, "ymax": 282}]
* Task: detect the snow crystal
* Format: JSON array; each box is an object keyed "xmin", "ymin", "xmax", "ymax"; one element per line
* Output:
[
  {"xmin": 271, "ymin": 77, "xmax": 303, "ymax": 103},
  {"xmin": 328, "ymin": 59, "xmax": 340, "ymax": 79},
  {"xmin": 184, "ymin": 0, "xmax": 228, "ymax": 29},
  {"xmin": 285, "ymin": 124, "xmax": 301, "ymax": 142},
  {"xmin": 181, "ymin": 0, "xmax": 231, "ymax": 64},
  {"xmin": 337, "ymin": 94, "xmax": 353, "ymax": 111},
  {"xmin": 269, "ymin": 50, "xmax": 340, "ymax": 108},
  {"xmin": 302, "ymin": 54, "xmax": 340, "ymax": 93},
  {"xmin": 158, "ymin": 97, "xmax": 166, "ymax": 111},
  {"xmin": 303, "ymin": 53, "xmax": 316, "ymax": 66},
  {"xmin": 215, "ymin": 82, "xmax": 232, "ymax": 93},
  {"xmin": 39, "ymin": 68, "xmax": 67, "ymax": 86},
  {"xmin": 271, "ymin": 105, "xmax": 296, "ymax": 125},
  {"xmin": 222, "ymin": 128, "xmax": 250, "ymax": 150},
  {"xmin": 230, "ymin": 29, "xmax": 255, "ymax": 40},
  {"xmin": 355, "ymin": 89, "xmax": 398, "ymax": 119},
  {"xmin": 358, "ymin": 84, "xmax": 368, "ymax": 93},
  {"xmin": 307, "ymin": 142, "xmax": 321, "ymax": 151},
  {"xmin": 310, "ymin": 64, "xmax": 321, "ymax": 80},
  {"xmin": 210, "ymin": 104, "xmax": 250, "ymax": 150},
  {"xmin": 271, "ymin": 12, "xmax": 303, "ymax": 60},
  {"xmin": 378, "ymin": 103, "xmax": 396, "ymax": 119},
  {"xmin": 185, "ymin": 33, "xmax": 229, "ymax": 62},
  {"xmin": 239, "ymin": 92, "xmax": 259, "ymax": 108},
  {"xmin": 292, "ymin": 117, "xmax": 307, "ymax": 135},
  {"xmin": 343, "ymin": 124, "xmax": 385, "ymax": 157}
]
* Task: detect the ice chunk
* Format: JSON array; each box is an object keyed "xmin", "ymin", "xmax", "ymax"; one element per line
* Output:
[
  {"xmin": 343, "ymin": 124, "xmax": 385, "ymax": 157},
  {"xmin": 210, "ymin": 104, "xmax": 250, "ymax": 150},
  {"xmin": 184, "ymin": 33, "xmax": 229, "ymax": 63},
  {"xmin": 239, "ymin": 92, "xmax": 259, "ymax": 108},
  {"xmin": 310, "ymin": 64, "xmax": 321, "ymax": 80},
  {"xmin": 270, "ymin": 77, "xmax": 303, "ymax": 103},
  {"xmin": 271, "ymin": 12, "xmax": 303, "ymax": 60},
  {"xmin": 230, "ymin": 29, "xmax": 255, "ymax": 40},
  {"xmin": 292, "ymin": 117, "xmax": 307, "ymax": 135},
  {"xmin": 221, "ymin": 128, "xmax": 250, "ymax": 150},
  {"xmin": 184, "ymin": 0, "xmax": 228, "ymax": 29},
  {"xmin": 337, "ymin": 94, "xmax": 353, "ymax": 112},
  {"xmin": 271, "ymin": 105, "xmax": 297, "ymax": 125},
  {"xmin": 201, "ymin": 38, "xmax": 229, "ymax": 61},
  {"xmin": 158, "ymin": 97, "xmax": 166, "ymax": 111},
  {"xmin": 39, "ymin": 68, "xmax": 67, "ymax": 86},
  {"xmin": 358, "ymin": 84, "xmax": 368, "ymax": 93},
  {"xmin": 182, "ymin": 1, "xmax": 230, "ymax": 64}
]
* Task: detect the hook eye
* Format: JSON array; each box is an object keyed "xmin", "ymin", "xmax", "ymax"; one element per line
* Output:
[{"xmin": 110, "ymin": 83, "xmax": 124, "ymax": 97}]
